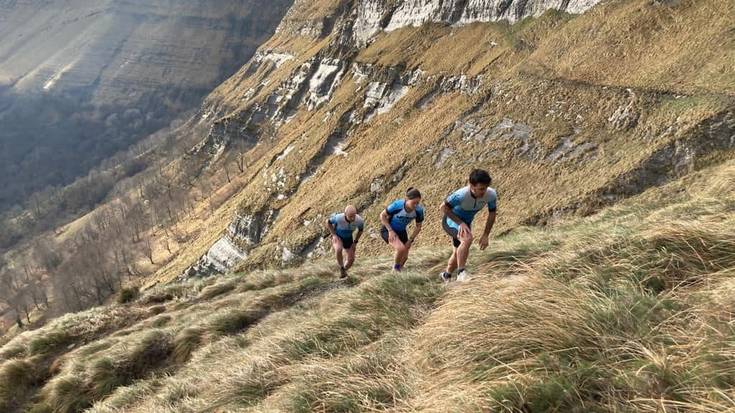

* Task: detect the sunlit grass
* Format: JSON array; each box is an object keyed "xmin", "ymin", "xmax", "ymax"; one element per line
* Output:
[{"xmin": 2, "ymin": 160, "xmax": 735, "ymax": 412}]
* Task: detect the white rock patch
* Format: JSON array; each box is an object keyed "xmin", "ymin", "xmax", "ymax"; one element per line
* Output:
[{"xmin": 204, "ymin": 236, "xmax": 247, "ymax": 273}]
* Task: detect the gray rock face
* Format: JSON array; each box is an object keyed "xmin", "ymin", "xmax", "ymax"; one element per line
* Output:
[
  {"xmin": 194, "ymin": 57, "xmax": 484, "ymax": 159},
  {"xmin": 185, "ymin": 0, "xmax": 607, "ymax": 276},
  {"xmin": 353, "ymin": 0, "xmax": 602, "ymax": 44},
  {"xmin": 184, "ymin": 208, "xmax": 279, "ymax": 277},
  {"xmin": 0, "ymin": 0, "xmax": 293, "ymax": 104},
  {"xmin": 609, "ymin": 90, "xmax": 640, "ymax": 130}
]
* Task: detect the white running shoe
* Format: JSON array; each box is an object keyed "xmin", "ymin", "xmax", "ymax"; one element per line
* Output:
[
  {"xmin": 456, "ymin": 270, "xmax": 471, "ymax": 282},
  {"xmin": 440, "ymin": 272, "xmax": 451, "ymax": 283}
]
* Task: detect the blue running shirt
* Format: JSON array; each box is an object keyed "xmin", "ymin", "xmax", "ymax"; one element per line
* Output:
[
  {"xmin": 385, "ymin": 199, "xmax": 424, "ymax": 232},
  {"xmin": 444, "ymin": 186, "xmax": 497, "ymax": 228},
  {"xmin": 329, "ymin": 213, "xmax": 365, "ymax": 239}
]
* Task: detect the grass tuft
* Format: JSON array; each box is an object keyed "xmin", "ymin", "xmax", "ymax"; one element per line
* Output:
[{"xmin": 117, "ymin": 287, "xmax": 139, "ymax": 304}]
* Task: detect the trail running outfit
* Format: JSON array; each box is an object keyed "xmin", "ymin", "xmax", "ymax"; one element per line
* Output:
[
  {"xmin": 329, "ymin": 213, "xmax": 364, "ymax": 249},
  {"xmin": 442, "ymin": 186, "xmax": 498, "ymax": 248},
  {"xmin": 380, "ymin": 199, "xmax": 425, "ymax": 244}
]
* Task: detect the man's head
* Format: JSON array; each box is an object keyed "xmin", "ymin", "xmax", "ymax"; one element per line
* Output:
[
  {"xmin": 468, "ymin": 169, "xmax": 492, "ymax": 197},
  {"xmin": 405, "ymin": 187, "xmax": 422, "ymax": 209},
  {"xmin": 344, "ymin": 205, "xmax": 358, "ymax": 222}
]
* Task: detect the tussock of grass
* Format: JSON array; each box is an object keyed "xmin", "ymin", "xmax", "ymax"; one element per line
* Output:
[
  {"xmin": 0, "ymin": 359, "xmax": 38, "ymax": 411},
  {"xmin": 28, "ymin": 331, "xmax": 75, "ymax": 356},
  {"xmin": 43, "ymin": 375, "xmax": 93, "ymax": 413},
  {"xmin": 282, "ymin": 337, "xmax": 410, "ymax": 412},
  {"xmin": 86, "ymin": 379, "xmax": 162, "ymax": 412},
  {"xmin": 117, "ymin": 287, "xmax": 139, "ymax": 304},
  {"xmin": 41, "ymin": 329, "xmax": 174, "ymax": 411},
  {"xmin": 149, "ymin": 304, "xmax": 167, "ymax": 315},
  {"xmin": 0, "ymin": 343, "xmax": 27, "ymax": 360},
  {"xmin": 139, "ymin": 282, "xmax": 199, "ymax": 305},
  {"xmin": 89, "ymin": 332, "xmax": 172, "ymax": 399},
  {"xmin": 198, "ymin": 280, "xmax": 237, "ymax": 300},
  {"xmin": 173, "ymin": 327, "xmax": 205, "ymax": 363},
  {"xmin": 210, "ymin": 309, "xmax": 267, "ymax": 335}
]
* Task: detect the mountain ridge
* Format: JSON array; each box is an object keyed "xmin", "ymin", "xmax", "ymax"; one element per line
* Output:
[
  {"xmin": 153, "ymin": 0, "xmax": 734, "ymax": 284},
  {"xmin": 0, "ymin": 0, "xmax": 294, "ymax": 212}
]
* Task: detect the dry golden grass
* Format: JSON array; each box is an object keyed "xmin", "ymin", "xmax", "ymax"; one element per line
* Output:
[
  {"xmin": 1, "ymin": 158, "xmax": 734, "ymax": 412},
  {"xmin": 143, "ymin": 0, "xmax": 735, "ymax": 283},
  {"xmin": 2, "ymin": 1, "xmax": 735, "ymax": 411},
  {"xmin": 527, "ymin": 0, "xmax": 735, "ymax": 96}
]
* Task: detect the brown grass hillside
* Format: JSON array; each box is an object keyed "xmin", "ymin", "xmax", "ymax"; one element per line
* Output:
[
  {"xmin": 1, "ymin": 155, "xmax": 734, "ymax": 412},
  {"xmin": 2, "ymin": 1, "xmax": 734, "ymax": 410},
  {"xmin": 145, "ymin": 0, "xmax": 734, "ymax": 284}
]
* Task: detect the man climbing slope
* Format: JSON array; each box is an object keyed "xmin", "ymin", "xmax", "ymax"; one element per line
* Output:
[
  {"xmin": 379, "ymin": 187, "xmax": 424, "ymax": 272},
  {"xmin": 325, "ymin": 205, "xmax": 364, "ymax": 278},
  {"xmin": 439, "ymin": 169, "xmax": 497, "ymax": 282}
]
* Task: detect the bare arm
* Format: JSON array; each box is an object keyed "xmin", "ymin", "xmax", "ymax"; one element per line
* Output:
[
  {"xmin": 440, "ymin": 203, "xmax": 470, "ymax": 236},
  {"xmin": 409, "ymin": 222, "xmax": 422, "ymax": 242},
  {"xmin": 483, "ymin": 211, "xmax": 496, "ymax": 237},
  {"xmin": 324, "ymin": 219, "xmax": 336, "ymax": 236},
  {"xmin": 379, "ymin": 209, "xmax": 393, "ymax": 232},
  {"xmin": 478, "ymin": 210, "xmax": 496, "ymax": 250},
  {"xmin": 440, "ymin": 203, "xmax": 464, "ymax": 226},
  {"xmin": 354, "ymin": 229, "xmax": 363, "ymax": 243}
]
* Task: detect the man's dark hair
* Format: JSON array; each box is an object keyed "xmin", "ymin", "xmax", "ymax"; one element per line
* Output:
[
  {"xmin": 469, "ymin": 169, "xmax": 492, "ymax": 185},
  {"xmin": 406, "ymin": 187, "xmax": 422, "ymax": 200}
]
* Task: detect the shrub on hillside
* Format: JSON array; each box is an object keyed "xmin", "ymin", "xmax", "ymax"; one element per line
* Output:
[{"xmin": 118, "ymin": 287, "xmax": 140, "ymax": 304}]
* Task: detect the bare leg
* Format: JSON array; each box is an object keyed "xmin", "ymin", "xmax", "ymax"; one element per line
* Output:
[
  {"xmin": 456, "ymin": 231, "xmax": 474, "ymax": 270},
  {"xmin": 389, "ymin": 237, "xmax": 408, "ymax": 268},
  {"xmin": 344, "ymin": 246, "xmax": 357, "ymax": 269},
  {"xmin": 332, "ymin": 237, "xmax": 344, "ymax": 268},
  {"xmin": 400, "ymin": 251, "xmax": 409, "ymax": 267},
  {"xmin": 446, "ymin": 248, "xmax": 458, "ymax": 274}
]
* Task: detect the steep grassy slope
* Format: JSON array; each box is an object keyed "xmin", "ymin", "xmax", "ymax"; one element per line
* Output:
[
  {"xmin": 1, "ymin": 156, "xmax": 733, "ymax": 412},
  {"xmin": 150, "ymin": 0, "xmax": 734, "ymax": 283},
  {"xmin": 2, "ymin": 1, "xmax": 733, "ymax": 406}
]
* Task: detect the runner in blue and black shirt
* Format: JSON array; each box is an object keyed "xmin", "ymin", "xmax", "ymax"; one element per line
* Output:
[
  {"xmin": 439, "ymin": 169, "xmax": 497, "ymax": 282},
  {"xmin": 325, "ymin": 205, "xmax": 364, "ymax": 278},
  {"xmin": 379, "ymin": 187, "xmax": 424, "ymax": 272}
]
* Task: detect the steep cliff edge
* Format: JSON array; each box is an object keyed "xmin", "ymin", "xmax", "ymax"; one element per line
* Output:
[{"xmin": 0, "ymin": 0, "xmax": 293, "ymax": 211}]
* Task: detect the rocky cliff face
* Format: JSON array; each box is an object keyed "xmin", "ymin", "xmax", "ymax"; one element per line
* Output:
[
  {"xmin": 0, "ymin": 0, "xmax": 293, "ymax": 211},
  {"xmin": 353, "ymin": 0, "xmax": 600, "ymax": 44},
  {"xmin": 152, "ymin": 0, "xmax": 735, "ymax": 281}
]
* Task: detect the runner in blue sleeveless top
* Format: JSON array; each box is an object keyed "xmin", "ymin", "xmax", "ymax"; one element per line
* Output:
[
  {"xmin": 439, "ymin": 169, "xmax": 497, "ymax": 282},
  {"xmin": 325, "ymin": 205, "xmax": 364, "ymax": 278},
  {"xmin": 379, "ymin": 187, "xmax": 425, "ymax": 272}
]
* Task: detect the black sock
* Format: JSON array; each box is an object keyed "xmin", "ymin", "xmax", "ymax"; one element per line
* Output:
[{"xmin": 458, "ymin": 268, "xmax": 465, "ymax": 273}]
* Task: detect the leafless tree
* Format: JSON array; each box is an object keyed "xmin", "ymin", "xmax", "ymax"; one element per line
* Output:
[
  {"xmin": 143, "ymin": 236, "xmax": 155, "ymax": 265},
  {"xmin": 126, "ymin": 202, "xmax": 148, "ymax": 243},
  {"xmin": 162, "ymin": 229, "xmax": 175, "ymax": 254},
  {"xmin": 236, "ymin": 152, "xmax": 247, "ymax": 173},
  {"xmin": 33, "ymin": 239, "xmax": 62, "ymax": 274},
  {"xmin": 224, "ymin": 163, "xmax": 232, "ymax": 183},
  {"xmin": 0, "ymin": 268, "xmax": 31, "ymax": 324}
]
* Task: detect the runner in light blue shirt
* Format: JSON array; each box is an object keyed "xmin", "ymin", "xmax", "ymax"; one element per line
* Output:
[
  {"xmin": 379, "ymin": 187, "xmax": 424, "ymax": 272},
  {"xmin": 439, "ymin": 169, "xmax": 497, "ymax": 282},
  {"xmin": 325, "ymin": 205, "xmax": 364, "ymax": 278}
]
